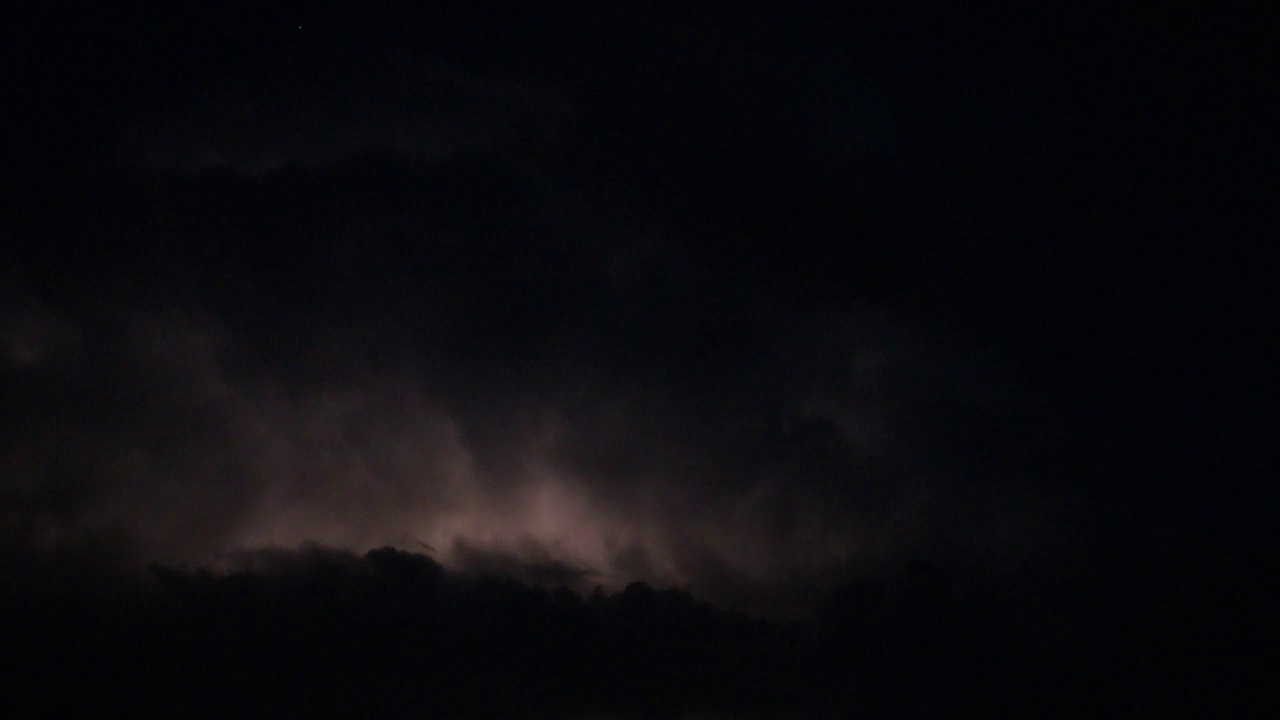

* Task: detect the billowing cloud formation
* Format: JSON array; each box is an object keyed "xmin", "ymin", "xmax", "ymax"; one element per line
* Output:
[
  {"xmin": 0, "ymin": 282, "xmax": 1038, "ymax": 615},
  {"xmin": 2, "ymin": 18, "xmax": 1066, "ymax": 616}
]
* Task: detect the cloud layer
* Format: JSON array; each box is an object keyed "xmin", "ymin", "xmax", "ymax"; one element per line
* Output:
[{"xmin": 2, "ymin": 8, "xmax": 1089, "ymax": 615}]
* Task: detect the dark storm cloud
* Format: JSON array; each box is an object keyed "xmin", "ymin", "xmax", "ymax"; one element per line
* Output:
[
  {"xmin": 0, "ymin": 304, "xmax": 456, "ymax": 559},
  {"xmin": 0, "ymin": 262, "xmax": 1043, "ymax": 617},
  {"xmin": 116, "ymin": 56, "xmax": 578, "ymax": 175},
  {"xmin": 5, "ymin": 4, "xmax": 1276, "ymax": 716},
  {"xmin": 1, "ymin": 5, "xmax": 1082, "ymax": 616}
]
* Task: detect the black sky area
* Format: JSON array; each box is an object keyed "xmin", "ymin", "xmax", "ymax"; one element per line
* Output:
[{"xmin": 3, "ymin": 2, "xmax": 1276, "ymax": 716}]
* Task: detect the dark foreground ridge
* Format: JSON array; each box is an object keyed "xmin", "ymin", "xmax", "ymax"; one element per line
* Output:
[{"xmin": 4, "ymin": 545, "xmax": 1275, "ymax": 718}]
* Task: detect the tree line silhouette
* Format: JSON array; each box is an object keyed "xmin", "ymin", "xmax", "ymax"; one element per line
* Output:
[{"xmin": 4, "ymin": 545, "xmax": 1275, "ymax": 718}]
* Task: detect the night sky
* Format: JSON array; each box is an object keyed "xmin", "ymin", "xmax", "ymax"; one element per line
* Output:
[{"xmin": 3, "ymin": 2, "xmax": 1275, "ymax": 716}]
